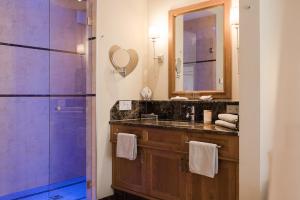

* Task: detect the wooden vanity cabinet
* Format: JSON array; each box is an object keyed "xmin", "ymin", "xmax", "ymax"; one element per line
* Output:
[
  {"xmin": 112, "ymin": 143, "xmax": 147, "ymax": 194},
  {"xmin": 146, "ymin": 149, "xmax": 187, "ymax": 200},
  {"xmin": 187, "ymin": 160, "xmax": 238, "ymax": 200},
  {"xmin": 187, "ymin": 132, "xmax": 239, "ymax": 200},
  {"xmin": 111, "ymin": 125, "xmax": 147, "ymax": 195},
  {"xmin": 110, "ymin": 124, "xmax": 239, "ymax": 200}
]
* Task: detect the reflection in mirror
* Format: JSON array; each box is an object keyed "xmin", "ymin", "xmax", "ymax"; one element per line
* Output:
[{"xmin": 175, "ymin": 6, "xmax": 224, "ymax": 92}]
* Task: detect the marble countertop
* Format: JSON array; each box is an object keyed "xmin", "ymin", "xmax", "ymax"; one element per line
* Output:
[{"xmin": 110, "ymin": 119, "xmax": 239, "ymax": 136}]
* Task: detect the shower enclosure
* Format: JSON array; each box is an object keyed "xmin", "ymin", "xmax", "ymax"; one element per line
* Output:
[{"xmin": 0, "ymin": 0, "xmax": 97, "ymax": 200}]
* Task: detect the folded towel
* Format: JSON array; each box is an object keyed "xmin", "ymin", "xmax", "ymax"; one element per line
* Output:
[
  {"xmin": 170, "ymin": 96, "xmax": 189, "ymax": 100},
  {"xmin": 199, "ymin": 95, "xmax": 213, "ymax": 101},
  {"xmin": 189, "ymin": 141, "xmax": 218, "ymax": 178},
  {"xmin": 215, "ymin": 120, "xmax": 237, "ymax": 130},
  {"xmin": 218, "ymin": 114, "xmax": 238, "ymax": 123},
  {"xmin": 116, "ymin": 133, "xmax": 137, "ymax": 160}
]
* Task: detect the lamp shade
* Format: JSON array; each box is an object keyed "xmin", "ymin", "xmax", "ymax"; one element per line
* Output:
[
  {"xmin": 149, "ymin": 25, "xmax": 160, "ymax": 39},
  {"xmin": 230, "ymin": 6, "xmax": 239, "ymax": 25}
]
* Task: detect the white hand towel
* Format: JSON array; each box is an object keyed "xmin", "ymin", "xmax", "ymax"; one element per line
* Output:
[
  {"xmin": 215, "ymin": 120, "xmax": 237, "ymax": 130},
  {"xmin": 189, "ymin": 141, "xmax": 218, "ymax": 178},
  {"xmin": 116, "ymin": 133, "xmax": 137, "ymax": 160},
  {"xmin": 218, "ymin": 114, "xmax": 238, "ymax": 123}
]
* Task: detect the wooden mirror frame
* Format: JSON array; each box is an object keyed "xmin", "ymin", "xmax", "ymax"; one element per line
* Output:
[{"xmin": 168, "ymin": 0, "xmax": 232, "ymax": 99}]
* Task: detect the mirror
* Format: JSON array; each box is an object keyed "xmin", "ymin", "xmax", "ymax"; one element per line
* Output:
[
  {"xmin": 175, "ymin": 6, "xmax": 224, "ymax": 91},
  {"xmin": 169, "ymin": 0, "xmax": 232, "ymax": 99},
  {"xmin": 112, "ymin": 49, "xmax": 131, "ymax": 68},
  {"xmin": 109, "ymin": 45, "xmax": 139, "ymax": 77}
]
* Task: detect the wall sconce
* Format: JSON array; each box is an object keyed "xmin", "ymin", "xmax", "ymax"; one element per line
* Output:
[
  {"xmin": 230, "ymin": 6, "xmax": 239, "ymax": 26},
  {"xmin": 230, "ymin": 6, "xmax": 239, "ymax": 49},
  {"xmin": 149, "ymin": 25, "xmax": 164, "ymax": 63}
]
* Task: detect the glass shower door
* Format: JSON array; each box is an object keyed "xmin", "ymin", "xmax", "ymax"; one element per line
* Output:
[
  {"xmin": 48, "ymin": 97, "xmax": 90, "ymax": 200},
  {"xmin": 0, "ymin": 0, "xmax": 96, "ymax": 199},
  {"xmin": 48, "ymin": 0, "xmax": 95, "ymax": 199}
]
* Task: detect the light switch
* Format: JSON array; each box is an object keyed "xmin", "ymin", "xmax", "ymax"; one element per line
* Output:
[{"xmin": 119, "ymin": 100, "xmax": 132, "ymax": 111}]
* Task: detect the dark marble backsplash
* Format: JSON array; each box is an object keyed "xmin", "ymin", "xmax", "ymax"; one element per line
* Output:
[{"xmin": 110, "ymin": 100, "xmax": 239, "ymax": 123}]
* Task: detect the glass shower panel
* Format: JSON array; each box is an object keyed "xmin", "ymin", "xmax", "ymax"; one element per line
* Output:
[
  {"xmin": 0, "ymin": 0, "xmax": 95, "ymax": 199},
  {"xmin": 0, "ymin": 0, "xmax": 49, "ymax": 48},
  {"xmin": 0, "ymin": 98, "xmax": 50, "ymax": 199},
  {"xmin": 50, "ymin": 0, "xmax": 86, "ymax": 52},
  {"xmin": 0, "ymin": 1, "xmax": 51, "ymax": 199},
  {"xmin": 0, "ymin": 0, "xmax": 50, "ymax": 95},
  {"xmin": 48, "ymin": 0, "xmax": 93, "ymax": 199},
  {"xmin": 50, "ymin": 0, "xmax": 91, "ymax": 95},
  {"xmin": 0, "ymin": 46, "xmax": 49, "ymax": 94},
  {"xmin": 49, "ymin": 97, "xmax": 86, "ymax": 183},
  {"xmin": 49, "ymin": 97, "xmax": 92, "ymax": 200},
  {"xmin": 50, "ymin": 52, "xmax": 87, "ymax": 94}
]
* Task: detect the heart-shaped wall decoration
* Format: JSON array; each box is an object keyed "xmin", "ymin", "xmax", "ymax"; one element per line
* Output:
[{"xmin": 109, "ymin": 45, "xmax": 139, "ymax": 77}]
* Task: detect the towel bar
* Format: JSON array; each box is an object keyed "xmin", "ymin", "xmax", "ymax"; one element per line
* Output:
[{"xmin": 185, "ymin": 141, "xmax": 221, "ymax": 149}]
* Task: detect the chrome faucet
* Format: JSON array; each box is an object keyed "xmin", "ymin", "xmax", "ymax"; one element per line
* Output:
[{"xmin": 186, "ymin": 106, "xmax": 195, "ymax": 122}]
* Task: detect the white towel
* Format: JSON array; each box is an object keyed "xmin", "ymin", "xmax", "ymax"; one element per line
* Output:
[
  {"xmin": 189, "ymin": 141, "xmax": 218, "ymax": 178},
  {"xmin": 170, "ymin": 96, "xmax": 189, "ymax": 100},
  {"xmin": 116, "ymin": 133, "xmax": 137, "ymax": 160},
  {"xmin": 218, "ymin": 114, "xmax": 238, "ymax": 123},
  {"xmin": 215, "ymin": 120, "xmax": 237, "ymax": 130},
  {"xmin": 199, "ymin": 95, "xmax": 213, "ymax": 101}
]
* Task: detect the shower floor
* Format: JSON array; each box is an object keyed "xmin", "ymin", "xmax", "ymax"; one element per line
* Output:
[{"xmin": 0, "ymin": 177, "xmax": 86, "ymax": 200}]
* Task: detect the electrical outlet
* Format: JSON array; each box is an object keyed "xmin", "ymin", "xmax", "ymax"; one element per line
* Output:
[
  {"xmin": 226, "ymin": 105, "xmax": 239, "ymax": 114},
  {"xmin": 119, "ymin": 100, "xmax": 132, "ymax": 111}
]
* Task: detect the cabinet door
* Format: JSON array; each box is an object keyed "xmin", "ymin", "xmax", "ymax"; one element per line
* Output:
[
  {"xmin": 112, "ymin": 144, "xmax": 146, "ymax": 194},
  {"xmin": 147, "ymin": 149, "xmax": 187, "ymax": 200},
  {"xmin": 188, "ymin": 160, "xmax": 238, "ymax": 200}
]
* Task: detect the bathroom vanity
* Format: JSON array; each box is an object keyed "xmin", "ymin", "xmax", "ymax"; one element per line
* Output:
[
  {"xmin": 108, "ymin": 0, "xmax": 239, "ymax": 198},
  {"xmin": 110, "ymin": 119, "xmax": 239, "ymax": 200},
  {"xmin": 109, "ymin": 0, "xmax": 238, "ymax": 194}
]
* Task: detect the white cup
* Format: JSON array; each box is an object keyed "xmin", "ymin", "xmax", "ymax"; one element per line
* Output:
[{"xmin": 203, "ymin": 110, "xmax": 212, "ymax": 124}]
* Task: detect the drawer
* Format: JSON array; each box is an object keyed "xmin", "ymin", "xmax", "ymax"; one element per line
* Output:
[
  {"xmin": 144, "ymin": 127, "xmax": 187, "ymax": 152},
  {"xmin": 187, "ymin": 132, "xmax": 239, "ymax": 161},
  {"xmin": 110, "ymin": 125, "xmax": 146, "ymax": 144}
]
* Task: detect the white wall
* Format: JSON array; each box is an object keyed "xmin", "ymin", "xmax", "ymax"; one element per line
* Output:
[
  {"xmin": 239, "ymin": 0, "xmax": 261, "ymax": 199},
  {"xmin": 240, "ymin": 0, "xmax": 290, "ymax": 199},
  {"xmin": 146, "ymin": 0, "xmax": 240, "ymax": 100},
  {"xmin": 260, "ymin": 0, "xmax": 282, "ymax": 199},
  {"xmin": 265, "ymin": 0, "xmax": 300, "ymax": 199},
  {"xmin": 96, "ymin": 0, "xmax": 148, "ymax": 198}
]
